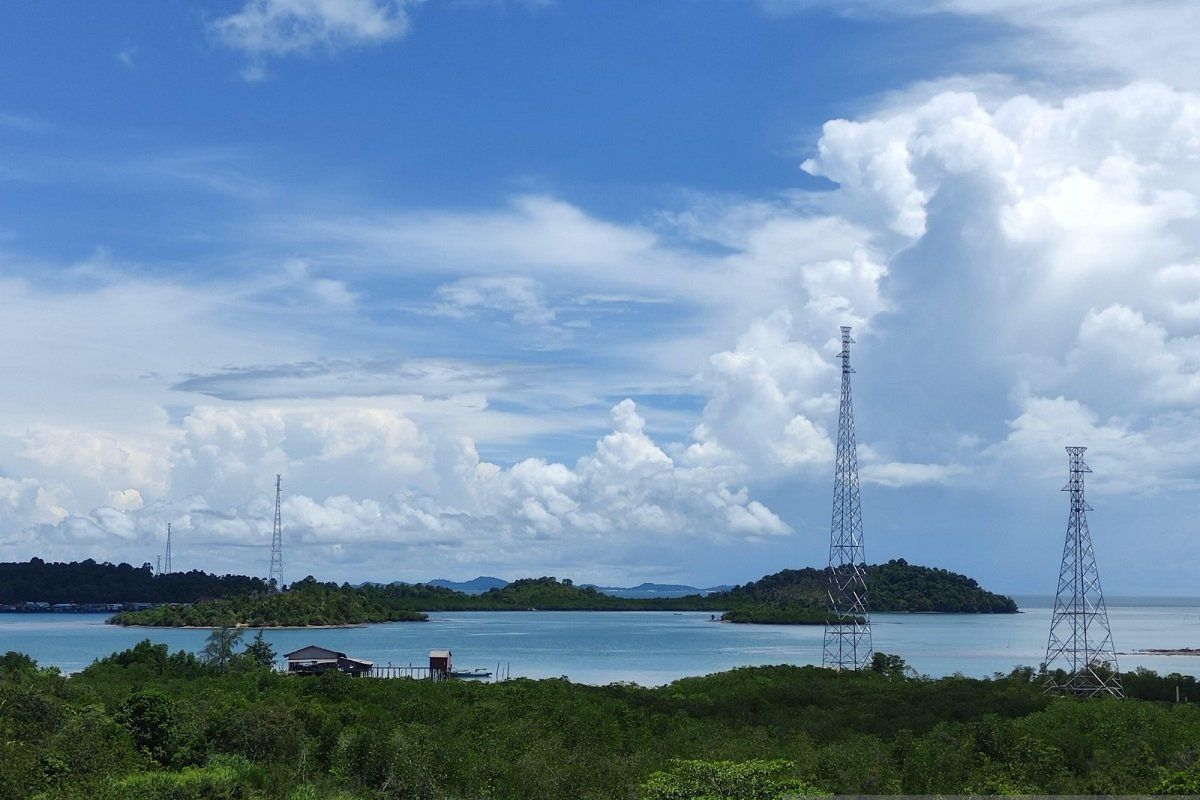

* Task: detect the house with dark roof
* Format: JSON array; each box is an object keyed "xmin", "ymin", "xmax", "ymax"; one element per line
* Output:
[{"xmin": 283, "ymin": 645, "xmax": 373, "ymax": 677}]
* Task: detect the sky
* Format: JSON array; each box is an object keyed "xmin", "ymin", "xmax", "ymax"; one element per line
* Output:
[{"xmin": 2, "ymin": 0, "xmax": 1200, "ymax": 594}]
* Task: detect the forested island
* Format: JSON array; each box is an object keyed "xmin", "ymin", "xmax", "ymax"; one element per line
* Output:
[
  {"xmin": 107, "ymin": 559, "xmax": 1016, "ymax": 628},
  {"xmin": 2, "ymin": 641, "xmax": 1199, "ymax": 798},
  {"xmin": 714, "ymin": 559, "xmax": 1019, "ymax": 616},
  {"xmin": 109, "ymin": 579, "xmax": 430, "ymax": 627},
  {"xmin": 0, "ymin": 559, "xmax": 267, "ymax": 606}
]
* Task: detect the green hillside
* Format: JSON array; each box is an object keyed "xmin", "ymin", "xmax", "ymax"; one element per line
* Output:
[{"xmin": 712, "ymin": 559, "xmax": 1018, "ymax": 614}]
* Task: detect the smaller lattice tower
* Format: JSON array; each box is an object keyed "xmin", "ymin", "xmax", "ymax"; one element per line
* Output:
[
  {"xmin": 1044, "ymin": 447, "xmax": 1123, "ymax": 698},
  {"xmin": 164, "ymin": 522, "xmax": 173, "ymax": 575},
  {"xmin": 823, "ymin": 326, "xmax": 872, "ymax": 670},
  {"xmin": 268, "ymin": 474, "xmax": 284, "ymax": 590}
]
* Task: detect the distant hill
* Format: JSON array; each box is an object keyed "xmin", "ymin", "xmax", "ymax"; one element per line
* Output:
[
  {"xmin": 425, "ymin": 576, "xmax": 509, "ymax": 594},
  {"xmin": 710, "ymin": 559, "xmax": 1018, "ymax": 614}
]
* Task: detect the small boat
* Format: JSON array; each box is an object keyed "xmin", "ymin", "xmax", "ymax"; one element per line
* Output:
[{"xmin": 450, "ymin": 668, "xmax": 493, "ymax": 679}]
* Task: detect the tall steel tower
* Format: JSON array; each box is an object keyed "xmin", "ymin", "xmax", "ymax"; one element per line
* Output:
[
  {"xmin": 1044, "ymin": 447, "xmax": 1122, "ymax": 697},
  {"xmin": 164, "ymin": 522, "xmax": 173, "ymax": 575},
  {"xmin": 268, "ymin": 474, "xmax": 284, "ymax": 590},
  {"xmin": 823, "ymin": 326, "xmax": 872, "ymax": 670}
]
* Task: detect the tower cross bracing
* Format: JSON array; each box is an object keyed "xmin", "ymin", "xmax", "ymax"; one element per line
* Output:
[
  {"xmin": 823, "ymin": 326, "xmax": 872, "ymax": 670},
  {"xmin": 1044, "ymin": 446, "xmax": 1122, "ymax": 698},
  {"xmin": 269, "ymin": 474, "xmax": 284, "ymax": 590}
]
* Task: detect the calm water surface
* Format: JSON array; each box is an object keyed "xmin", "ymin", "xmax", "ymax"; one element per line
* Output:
[{"xmin": 3, "ymin": 602, "xmax": 1199, "ymax": 685}]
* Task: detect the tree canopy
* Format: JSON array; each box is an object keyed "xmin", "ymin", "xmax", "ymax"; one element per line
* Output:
[
  {"xmin": 0, "ymin": 558, "xmax": 267, "ymax": 604},
  {"xmin": 2, "ymin": 643, "xmax": 1199, "ymax": 798}
]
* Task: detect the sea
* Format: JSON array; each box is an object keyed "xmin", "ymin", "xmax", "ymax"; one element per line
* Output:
[{"xmin": 3, "ymin": 598, "xmax": 1199, "ymax": 686}]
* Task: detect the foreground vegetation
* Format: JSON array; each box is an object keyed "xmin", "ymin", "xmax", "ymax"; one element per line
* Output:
[
  {"xmin": 109, "ymin": 560, "xmax": 1015, "ymax": 627},
  {"xmin": 3, "ymin": 641, "xmax": 1200, "ymax": 799}
]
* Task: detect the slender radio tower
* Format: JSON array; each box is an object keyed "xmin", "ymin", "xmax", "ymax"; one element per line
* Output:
[
  {"xmin": 823, "ymin": 326, "xmax": 872, "ymax": 670},
  {"xmin": 163, "ymin": 522, "xmax": 173, "ymax": 575},
  {"xmin": 1044, "ymin": 447, "xmax": 1122, "ymax": 697},
  {"xmin": 268, "ymin": 474, "xmax": 284, "ymax": 590}
]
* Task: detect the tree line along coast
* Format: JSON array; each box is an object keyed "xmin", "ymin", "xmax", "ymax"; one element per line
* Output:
[{"xmin": 0, "ymin": 557, "xmax": 1017, "ymax": 627}]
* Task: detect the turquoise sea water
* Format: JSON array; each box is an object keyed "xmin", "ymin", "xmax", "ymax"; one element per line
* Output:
[{"xmin": 2, "ymin": 602, "xmax": 1198, "ymax": 685}]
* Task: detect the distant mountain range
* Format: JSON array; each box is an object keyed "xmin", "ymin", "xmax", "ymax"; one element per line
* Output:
[
  {"xmin": 424, "ymin": 576, "xmax": 733, "ymax": 598},
  {"xmin": 425, "ymin": 576, "xmax": 509, "ymax": 594}
]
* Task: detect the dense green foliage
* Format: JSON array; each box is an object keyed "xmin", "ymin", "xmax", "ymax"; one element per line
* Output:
[
  {"xmin": 110, "ymin": 579, "xmax": 430, "ymax": 627},
  {"xmin": 639, "ymin": 759, "xmax": 820, "ymax": 799},
  {"xmin": 110, "ymin": 576, "xmax": 717, "ymax": 626},
  {"xmin": 108, "ymin": 562, "xmax": 1015, "ymax": 628},
  {"xmin": 710, "ymin": 558, "xmax": 1018, "ymax": 614},
  {"xmin": 3, "ymin": 643, "xmax": 1200, "ymax": 798},
  {"xmin": 0, "ymin": 558, "xmax": 267, "ymax": 604},
  {"xmin": 719, "ymin": 605, "xmax": 829, "ymax": 625}
]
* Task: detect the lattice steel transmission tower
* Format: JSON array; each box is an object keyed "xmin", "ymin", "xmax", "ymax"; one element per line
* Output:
[
  {"xmin": 823, "ymin": 326, "xmax": 872, "ymax": 670},
  {"xmin": 163, "ymin": 522, "xmax": 173, "ymax": 575},
  {"xmin": 268, "ymin": 474, "xmax": 284, "ymax": 590},
  {"xmin": 1044, "ymin": 447, "xmax": 1123, "ymax": 698}
]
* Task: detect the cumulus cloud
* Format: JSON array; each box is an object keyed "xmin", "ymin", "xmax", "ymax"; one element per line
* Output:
[
  {"xmin": 796, "ymin": 78, "xmax": 1200, "ymax": 501},
  {"xmin": 12, "ymin": 398, "xmax": 788, "ymax": 579},
  {"xmin": 685, "ymin": 309, "xmax": 835, "ymax": 475}
]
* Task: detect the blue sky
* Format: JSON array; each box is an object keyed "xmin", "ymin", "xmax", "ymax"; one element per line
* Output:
[{"xmin": 2, "ymin": 0, "xmax": 1200, "ymax": 594}]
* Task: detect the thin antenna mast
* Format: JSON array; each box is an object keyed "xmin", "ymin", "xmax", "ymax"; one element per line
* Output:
[
  {"xmin": 1044, "ymin": 447, "xmax": 1122, "ymax": 697},
  {"xmin": 823, "ymin": 326, "xmax": 873, "ymax": 670},
  {"xmin": 164, "ymin": 522, "xmax": 173, "ymax": 574},
  {"xmin": 269, "ymin": 474, "xmax": 284, "ymax": 590}
]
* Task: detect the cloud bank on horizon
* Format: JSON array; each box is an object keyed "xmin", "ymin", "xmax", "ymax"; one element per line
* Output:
[{"xmin": 0, "ymin": 0, "xmax": 1198, "ymax": 591}]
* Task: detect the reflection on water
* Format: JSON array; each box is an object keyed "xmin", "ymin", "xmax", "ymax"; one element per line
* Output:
[{"xmin": 1, "ymin": 602, "xmax": 1198, "ymax": 685}]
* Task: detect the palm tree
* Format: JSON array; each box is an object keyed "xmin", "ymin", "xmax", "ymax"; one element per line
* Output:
[{"xmin": 202, "ymin": 626, "xmax": 243, "ymax": 670}]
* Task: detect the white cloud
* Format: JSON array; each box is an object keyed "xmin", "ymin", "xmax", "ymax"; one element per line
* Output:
[
  {"xmin": 212, "ymin": 0, "xmax": 413, "ymax": 78},
  {"xmin": 987, "ymin": 392, "xmax": 1200, "ymax": 494},
  {"xmin": 685, "ymin": 309, "xmax": 835, "ymax": 475},
  {"xmin": 797, "ymin": 77, "xmax": 1200, "ymax": 502},
  {"xmin": 10, "ymin": 398, "xmax": 788, "ymax": 580},
  {"xmin": 859, "ymin": 460, "xmax": 966, "ymax": 488},
  {"xmin": 766, "ymin": 1, "xmax": 1200, "ymax": 89},
  {"xmin": 434, "ymin": 275, "xmax": 556, "ymax": 326},
  {"xmin": 1067, "ymin": 305, "xmax": 1200, "ymax": 408}
]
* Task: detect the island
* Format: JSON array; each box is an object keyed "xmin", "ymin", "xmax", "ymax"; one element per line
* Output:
[
  {"xmin": 0, "ymin": 558, "xmax": 268, "ymax": 609},
  {"xmin": 108, "ymin": 579, "xmax": 430, "ymax": 627},
  {"xmin": 106, "ymin": 559, "xmax": 1016, "ymax": 627}
]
